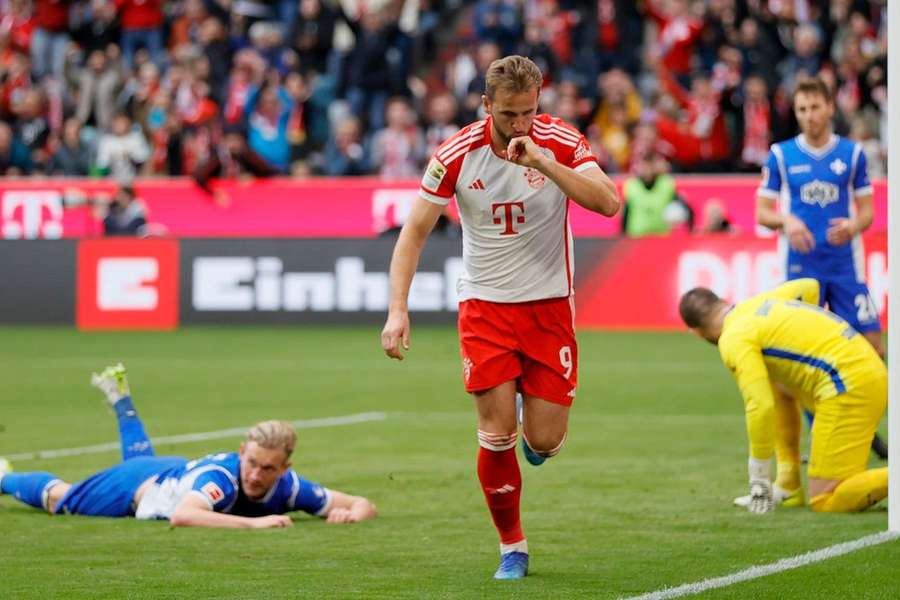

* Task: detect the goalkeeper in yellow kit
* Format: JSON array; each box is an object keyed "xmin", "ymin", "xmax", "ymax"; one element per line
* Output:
[{"xmin": 678, "ymin": 278, "xmax": 887, "ymax": 513}]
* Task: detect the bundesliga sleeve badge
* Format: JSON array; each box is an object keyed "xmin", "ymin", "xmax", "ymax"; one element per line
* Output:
[
  {"xmin": 422, "ymin": 158, "xmax": 447, "ymax": 192},
  {"xmin": 201, "ymin": 481, "xmax": 225, "ymax": 504}
]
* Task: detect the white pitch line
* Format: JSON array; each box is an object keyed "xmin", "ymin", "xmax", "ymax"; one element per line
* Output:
[
  {"xmin": 621, "ymin": 530, "xmax": 900, "ymax": 600},
  {"xmin": 5, "ymin": 412, "xmax": 387, "ymax": 462}
]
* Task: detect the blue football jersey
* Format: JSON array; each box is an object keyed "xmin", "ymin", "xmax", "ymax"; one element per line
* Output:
[
  {"xmin": 758, "ymin": 134, "xmax": 873, "ymax": 280},
  {"xmin": 135, "ymin": 452, "xmax": 330, "ymax": 520}
]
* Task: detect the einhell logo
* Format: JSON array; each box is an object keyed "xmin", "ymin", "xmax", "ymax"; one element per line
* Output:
[
  {"xmin": 1, "ymin": 190, "xmax": 64, "ymax": 239},
  {"xmin": 76, "ymin": 239, "xmax": 180, "ymax": 330}
]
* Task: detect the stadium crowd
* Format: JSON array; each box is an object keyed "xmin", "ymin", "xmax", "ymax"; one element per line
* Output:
[{"xmin": 0, "ymin": 0, "xmax": 888, "ymax": 182}]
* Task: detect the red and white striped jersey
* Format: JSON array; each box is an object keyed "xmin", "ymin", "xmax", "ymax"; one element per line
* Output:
[{"xmin": 419, "ymin": 114, "xmax": 599, "ymax": 303}]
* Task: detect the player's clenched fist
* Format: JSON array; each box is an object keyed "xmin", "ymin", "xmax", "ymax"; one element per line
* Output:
[
  {"xmin": 254, "ymin": 514, "xmax": 293, "ymax": 528},
  {"xmin": 381, "ymin": 311, "xmax": 410, "ymax": 360},
  {"xmin": 505, "ymin": 136, "xmax": 546, "ymax": 169}
]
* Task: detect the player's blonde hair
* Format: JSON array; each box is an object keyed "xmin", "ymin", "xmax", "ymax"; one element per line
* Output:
[
  {"xmin": 484, "ymin": 55, "xmax": 543, "ymax": 99},
  {"xmin": 246, "ymin": 420, "xmax": 297, "ymax": 457}
]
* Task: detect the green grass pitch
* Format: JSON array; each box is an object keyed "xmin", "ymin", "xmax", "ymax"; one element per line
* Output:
[{"xmin": 0, "ymin": 326, "xmax": 894, "ymax": 599}]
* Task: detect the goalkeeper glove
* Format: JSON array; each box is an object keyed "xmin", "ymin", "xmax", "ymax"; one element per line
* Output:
[
  {"xmin": 748, "ymin": 478, "xmax": 775, "ymax": 514},
  {"xmin": 747, "ymin": 456, "xmax": 775, "ymax": 515}
]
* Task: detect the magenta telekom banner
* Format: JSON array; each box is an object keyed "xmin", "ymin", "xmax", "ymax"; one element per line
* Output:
[{"xmin": 0, "ymin": 177, "xmax": 888, "ymax": 239}]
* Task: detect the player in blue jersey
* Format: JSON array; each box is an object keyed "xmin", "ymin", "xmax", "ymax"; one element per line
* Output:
[
  {"xmin": 0, "ymin": 364, "xmax": 377, "ymax": 528},
  {"xmin": 756, "ymin": 76, "xmax": 881, "ymax": 354},
  {"xmin": 752, "ymin": 75, "xmax": 886, "ymax": 495}
]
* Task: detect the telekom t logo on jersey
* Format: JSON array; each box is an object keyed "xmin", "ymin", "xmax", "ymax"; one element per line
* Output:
[{"xmin": 492, "ymin": 202, "xmax": 525, "ymax": 236}]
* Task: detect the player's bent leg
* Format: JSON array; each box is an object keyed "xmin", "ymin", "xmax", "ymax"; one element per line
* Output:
[
  {"xmin": 91, "ymin": 364, "xmax": 155, "ymax": 461},
  {"xmin": 521, "ymin": 395, "xmax": 570, "ymax": 466},
  {"xmin": 473, "ymin": 381, "xmax": 528, "ymax": 579},
  {"xmin": 809, "ymin": 469, "xmax": 887, "ymax": 512}
]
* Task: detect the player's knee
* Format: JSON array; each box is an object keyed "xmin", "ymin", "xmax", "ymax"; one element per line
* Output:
[
  {"xmin": 477, "ymin": 429, "xmax": 518, "ymax": 452},
  {"xmin": 45, "ymin": 481, "xmax": 70, "ymax": 514},
  {"xmin": 524, "ymin": 430, "xmax": 567, "ymax": 457}
]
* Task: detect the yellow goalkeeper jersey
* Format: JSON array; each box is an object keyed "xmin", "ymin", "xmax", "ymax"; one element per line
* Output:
[{"xmin": 718, "ymin": 278, "xmax": 885, "ymax": 460}]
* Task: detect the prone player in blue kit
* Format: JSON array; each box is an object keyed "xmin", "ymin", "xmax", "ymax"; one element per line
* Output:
[{"xmin": 0, "ymin": 365, "xmax": 377, "ymax": 528}]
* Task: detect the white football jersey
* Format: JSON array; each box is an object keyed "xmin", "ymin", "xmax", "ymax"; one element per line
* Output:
[{"xmin": 419, "ymin": 114, "xmax": 599, "ymax": 303}]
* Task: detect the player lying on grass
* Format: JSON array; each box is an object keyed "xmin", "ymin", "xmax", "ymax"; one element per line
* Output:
[
  {"xmin": 0, "ymin": 364, "xmax": 377, "ymax": 528},
  {"xmin": 679, "ymin": 279, "xmax": 887, "ymax": 514}
]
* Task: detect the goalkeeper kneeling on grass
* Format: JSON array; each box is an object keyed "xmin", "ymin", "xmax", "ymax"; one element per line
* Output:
[
  {"xmin": 0, "ymin": 364, "xmax": 377, "ymax": 527},
  {"xmin": 678, "ymin": 278, "xmax": 887, "ymax": 514}
]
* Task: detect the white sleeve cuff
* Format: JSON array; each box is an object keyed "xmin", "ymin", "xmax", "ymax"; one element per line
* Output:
[
  {"xmin": 853, "ymin": 186, "xmax": 874, "ymax": 198},
  {"xmin": 756, "ymin": 188, "xmax": 779, "ymax": 199},
  {"xmin": 419, "ymin": 190, "xmax": 451, "ymax": 206}
]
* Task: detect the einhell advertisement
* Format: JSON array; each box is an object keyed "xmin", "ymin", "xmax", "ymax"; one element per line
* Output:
[{"xmin": 0, "ymin": 235, "xmax": 888, "ymax": 330}]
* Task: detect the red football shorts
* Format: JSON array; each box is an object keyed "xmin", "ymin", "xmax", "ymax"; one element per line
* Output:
[{"xmin": 457, "ymin": 296, "xmax": 577, "ymax": 406}]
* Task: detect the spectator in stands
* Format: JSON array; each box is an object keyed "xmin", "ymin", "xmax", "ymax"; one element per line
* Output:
[
  {"xmin": 780, "ymin": 24, "xmax": 821, "ymax": 92},
  {"xmin": 30, "ymin": 0, "xmax": 71, "ymax": 80},
  {"xmin": 284, "ymin": 70, "xmax": 312, "ymax": 168},
  {"xmin": 47, "ymin": 117, "xmax": 92, "ymax": 175},
  {"xmin": 198, "ymin": 17, "xmax": 231, "ymax": 106},
  {"xmin": 116, "ymin": 0, "xmax": 165, "ymax": 68},
  {"xmin": 101, "ymin": 184, "xmax": 148, "ymax": 236},
  {"xmin": 473, "ymin": 0, "xmax": 522, "ymax": 55},
  {"xmin": 72, "ymin": 0, "xmax": 121, "ymax": 57},
  {"xmin": 168, "ymin": 0, "xmax": 208, "ymax": 50},
  {"xmin": 94, "ymin": 112, "xmax": 150, "ymax": 178},
  {"xmin": 370, "ymin": 96, "xmax": 426, "ymax": 180},
  {"xmin": 290, "ymin": 0, "xmax": 336, "ymax": 77},
  {"xmin": 737, "ymin": 74, "xmax": 771, "ymax": 170},
  {"xmin": 699, "ymin": 198, "xmax": 737, "ymax": 235},
  {"xmin": 641, "ymin": 0, "xmax": 704, "ymax": 84},
  {"xmin": 737, "ymin": 17, "xmax": 782, "ymax": 92},
  {"xmin": 459, "ymin": 41, "xmax": 500, "ymax": 124},
  {"xmin": 2, "ymin": 0, "xmax": 34, "ymax": 56},
  {"xmin": 70, "ymin": 48, "xmax": 125, "ymax": 131},
  {"xmin": 223, "ymin": 48, "xmax": 265, "ymax": 125},
  {"xmin": 655, "ymin": 65, "xmax": 731, "ymax": 172},
  {"xmin": 338, "ymin": 0, "xmax": 406, "ymax": 131},
  {"xmin": 423, "ymin": 91, "xmax": 460, "ymax": 157},
  {"xmin": 11, "ymin": 87, "xmax": 52, "ymax": 170},
  {"xmin": 0, "ymin": 121, "xmax": 33, "ymax": 175},
  {"xmin": 245, "ymin": 79, "xmax": 293, "ymax": 173},
  {"xmin": 515, "ymin": 23, "xmax": 561, "ymax": 86},
  {"xmin": 193, "ymin": 125, "xmax": 280, "ymax": 205},
  {"xmin": 849, "ymin": 115, "xmax": 885, "ymax": 179},
  {"xmin": 621, "ymin": 152, "xmax": 685, "ymax": 237},
  {"xmin": 589, "ymin": 68, "xmax": 641, "ymax": 172},
  {"xmin": 0, "ymin": 51, "xmax": 32, "ymax": 121},
  {"xmin": 321, "ymin": 114, "xmax": 368, "ymax": 176}
]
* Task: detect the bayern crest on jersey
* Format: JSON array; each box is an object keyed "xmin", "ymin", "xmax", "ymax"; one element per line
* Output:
[{"xmin": 524, "ymin": 167, "xmax": 546, "ymax": 188}]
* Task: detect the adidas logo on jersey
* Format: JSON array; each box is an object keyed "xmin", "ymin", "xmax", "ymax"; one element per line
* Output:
[{"xmin": 468, "ymin": 179, "xmax": 485, "ymax": 190}]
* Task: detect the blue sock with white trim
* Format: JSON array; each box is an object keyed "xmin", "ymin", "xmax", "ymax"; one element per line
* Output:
[
  {"xmin": 114, "ymin": 395, "xmax": 155, "ymax": 461},
  {"xmin": 1, "ymin": 472, "xmax": 61, "ymax": 510}
]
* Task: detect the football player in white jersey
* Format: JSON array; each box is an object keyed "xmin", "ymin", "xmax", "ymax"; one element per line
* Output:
[{"xmin": 381, "ymin": 55, "xmax": 619, "ymax": 579}]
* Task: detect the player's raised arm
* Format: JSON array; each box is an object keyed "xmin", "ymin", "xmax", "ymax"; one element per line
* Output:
[
  {"xmin": 506, "ymin": 135, "xmax": 619, "ymax": 217},
  {"xmin": 170, "ymin": 493, "xmax": 292, "ymax": 529},
  {"xmin": 381, "ymin": 198, "xmax": 445, "ymax": 361},
  {"xmin": 320, "ymin": 489, "xmax": 378, "ymax": 524}
]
